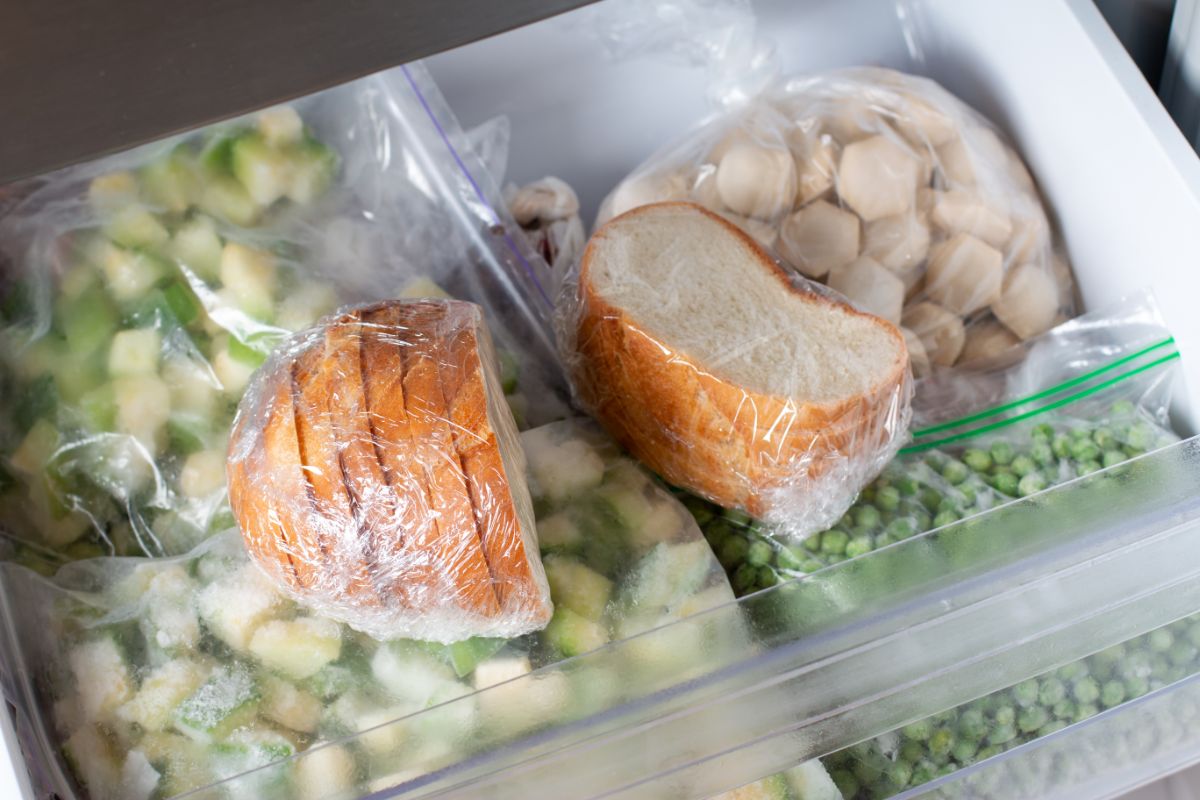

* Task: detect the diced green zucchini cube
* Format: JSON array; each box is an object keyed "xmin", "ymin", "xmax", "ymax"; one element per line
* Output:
[
  {"xmin": 100, "ymin": 242, "xmax": 169, "ymax": 302},
  {"xmin": 113, "ymin": 373, "xmax": 171, "ymax": 455},
  {"xmin": 197, "ymin": 564, "xmax": 287, "ymax": 652},
  {"xmin": 69, "ymin": 636, "xmax": 135, "ymax": 722},
  {"xmin": 445, "ymin": 637, "xmax": 507, "ymax": 679},
  {"xmin": 219, "ymin": 241, "xmax": 276, "ymax": 315},
  {"xmin": 169, "ymin": 215, "xmax": 224, "ymax": 281},
  {"xmin": 618, "ymin": 541, "xmax": 716, "ymax": 614},
  {"xmin": 87, "ymin": 171, "xmax": 139, "ymax": 214},
  {"xmin": 108, "ymin": 328, "xmax": 162, "ymax": 376},
  {"xmin": 162, "ymin": 355, "xmax": 220, "ymax": 418},
  {"xmin": 167, "ymin": 413, "xmax": 211, "ymax": 455},
  {"xmin": 137, "ymin": 732, "xmax": 211, "ymax": 796},
  {"xmin": 51, "ymin": 345, "xmax": 107, "ymax": 403},
  {"xmin": 198, "ymin": 176, "xmax": 261, "ymax": 227},
  {"xmin": 210, "ymin": 727, "xmax": 295, "ymax": 794},
  {"xmin": 232, "ymin": 133, "xmax": 294, "ymax": 207},
  {"xmin": 285, "ymin": 138, "xmax": 337, "ymax": 204},
  {"xmin": 173, "ymin": 664, "xmax": 260, "ymax": 743},
  {"xmin": 544, "ymin": 555, "xmax": 612, "ymax": 622},
  {"xmin": 117, "ymin": 659, "xmax": 211, "ymax": 732},
  {"xmin": 249, "ymin": 617, "xmax": 342, "ymax": 680},
  {"xmin": 163, "ymin": 281, "xmax": 203, "ymax": 327},
  {"xmin": 211, "ymin": 338, "xmax": 259, "ymax": 396},
  {"xmin": 257, "ymin": 107, "xmax": 304, "ymax": 147},
  {"xmin": 10, "ymin": 418, "xmax": 59, "ymax": 478},
  {"xmin": 12, "ymin": 371, "xmax": 59, "ymax": 434},
  {"xmin": 140, "ymin": 148, "xmax": 200, "ymax": 214},
  {"xmin": 370, "ymin": 643, "xmax": 460, "ymax": 706},
  {"xmin": 105, "ymin": 206, "xmax": 170, "ymax": 250},
  {"xmin": 57, "ymin": 282, "xmax": 118, "ymax": 358},
  {"xmin": 544, "ymin": 607, "xmax": 609, "ymax": 658}
]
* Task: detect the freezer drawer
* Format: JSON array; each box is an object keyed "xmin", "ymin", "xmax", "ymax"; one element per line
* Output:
[{"xmin": 5, "ymin": 0, "xmax": 1200, "ymax": 798}]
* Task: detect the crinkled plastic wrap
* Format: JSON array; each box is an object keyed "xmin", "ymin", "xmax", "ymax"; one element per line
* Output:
[
  {"xmin": 226, "ymin": 299, "xmax": 552, "ymax": 643},
  {"xmin": 597, "ymin": 66, "xmax": 1075, "ymax": 374},
  {"xmin": 686, "ymin": 291, "xmax": 1182, "ymax": 594},
  {"xmin": 557, "ymin": 201, "xmax": 912, "ymax": 538},
  {"xmin": 0, "ymin": 63, "xmax": 565, "ymax": 563},
  {"xmin": 1, "ymin": 418, "xmax": 735, "ymax": 800}
]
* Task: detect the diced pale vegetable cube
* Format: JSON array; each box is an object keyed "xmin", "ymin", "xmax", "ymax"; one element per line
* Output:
[
  {"xmin": 174, "ymin": 665, "xmax": 260, "ymax": 743},
  {"xmin": 118, "ymin": 659, "xmax": 210, "ymax": 732},
  {"xmin": 544, "ymin": 556, "xmax": 612, "ymax": 622},
  {"xmin": 102, "ymin": 243, "xmax": 166, "ymax": 302},
  {"xmin": 120, "ymin": 750, "xmax": 161, "ymax": 800},
  {"xmin": 10, "ymin": 418, "xmax": 58, "ymax": 477},
  {"xmin": 64, "ymin": 725, "xmax": 120, "ymax": 798},
  {"xmin": 179, "ymin": 449, "xmax": 227, "ymax": 498},
  {"xmin": 257, "ymin": 107, "xmax": 304, "ymax": 146},
  {"xmin": 212, "ymin": 343, "xmax": 258, "ymax": 397},
  {"xmin": 162, "ymin": 355, "xmax": 219, "ymax": 418},
  {"xmin": 523, "ymin": 432, "xmax": 605, "ymax": 503},
  {"xmin": 370, "ymin": 645, "xmax": 460, "ymax": 706},
  {"xmin": 70, "ymin": 637, "xmax": 134, "ymax": 722},
  {"xmin": 480, "ymin": 671, "xmax": 572, "ymax": 740},
  {"xmin": 145, "ymin": 566, "xmax": 202, "ymax": 651},
  {"xmin": 784, "ymin": 760, "xmax": 844, "ymax": 800},
  {"xmin": 398, "ymin": 276, "xmax": 452, "ymax": 300},
  {"xmin": 138, "ymin": 732, "xmax": 210, "ymax": 796},
  {"xmin": 233, "ymin": 134, "xmax": 295, "ymax": 207},
  {"xmin": 81, "ymin": 433, "xmax": 157, "ymax": 501},
  {"xmin": 106, "ymin": 206, "xmax": 171, "ymax": 250},
  {"xmin": 536, "ymin": 512, "xmax": 581, "ymax": 551},
  {"xmin": 198, "ymin": 564, "xmax": 287, "ymax": 651},
  {"xmin": 211, "ymin": 727, "xmax": 295, "ymax": 792},
  {"xmin": 88, "ymin": 172, "xmax": 139, "ymax": 213},
  {"xmin": 352, "ymin": 704, "xmax": 412, "ymax": 760},
  {"xmin": 108, "ymin": 328, "xmax": 162, "ymax": 377},
  {"xmin": 198, "ymin": 177, "xmax": 261, "ymax": 227},
  {"xmin": 261, "ymin": 675, "xmax": 322, "ymax": 734},
  {"xmin": 114, "ymin": 374, "xmax": 171, "ymax": 454},
  {"xmin": 544, "ymin": 607, "xmax": 609, "ymax": 657},
  {"xmin": 277, "ymin": 280, "xmax": 337, "ymax": 331},
  {"xmin": 249, "ymin": 617, "xmax": 342, "ymax": 680},
  {"xmin": 293, "ymin": 742, "xmax": 357, "ymax": 800},
  {"xmin": 170, "ymin": 216, "xmax": 224, "ymax": 282},
  {"xmin": 712, "ymin": 773, "xmax": 791, "ymax": 800},
  {"xmin": 473, "ymin": 656, "xmax": 532, "ymax": 691},
  {"xmin": 621, "ymin": 541, "xmax": 715, "ymax": 613},
  {"xmin": 140, "ymin": 151, "xmax": 200, "ymax": 214},
  {"xmin": 930, "ymin": 190, "xmax": 1013, "ymax": 248},
  {"xmin": 286, "ymin": 140, "xmax": 337, "ymax": 204},
  {"xmin": 219, "ymin": 242, "xmax": 277, "ymax": 317},
  {"xmin": 627, "ymin": 501, "xmax": 685, "ymax": 553}
]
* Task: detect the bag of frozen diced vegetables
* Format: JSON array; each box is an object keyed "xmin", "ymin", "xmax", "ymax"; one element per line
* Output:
[
  {"xmin": 685, "ymin": 292, "xmax": 1182, "ymax": 595},
  {"xmin": 1, "ymin": 419, "xmax": 738, "ymax": 800},
  {"xmin": 0, "ymin": 63, "xmax": 565, "ymax": 564}
]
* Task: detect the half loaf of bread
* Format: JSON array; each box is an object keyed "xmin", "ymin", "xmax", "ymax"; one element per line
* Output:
[
  {"xmin": 228, "ymin": 299, "xmax": 551, "ymax": 643},
  {"xmin": 564, "ymin": 202, "xmax": 911, "ymax": 528}
]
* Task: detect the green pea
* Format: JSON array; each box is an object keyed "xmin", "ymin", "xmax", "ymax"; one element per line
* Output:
[
  {"xmin": 1123, "ymin": 446, "xmax": 1146, "ymax": 459},
  {"xmin": 875, "ymin": 485, "xmax": 900, "ymax": 511},
  {"xmin": 1076, "ymin": 459, "xmax": 1102, "ymax": 476},
  {"xmin": 957, "ymin": 707, "xmax": 986, "ymax": 740},
  {"xmin": 802, "ymin": 532, "xmax": 822, "ymax": 552},
  {"xmin": 1102, "ymin": 449, "xmax": 1126, "ymax": 468},
  {"xmin": 920, "ymin": 487, "xmax": 943, "ymax": 512},
  {"xmin": 1111, "ymin": 399, "xmax": 1136, "ymax": 417},
  {"xmin": 987, "ymin": 724, "xmax": 1017, "ymax": 746},
  {"xmin": 1091, "ymin": 426, "xmax": 1115, "ymax": 448},
  {"xmin": 757, "ymin": 566, "xmax": 779, "ymax": 588},
  {"xmin": 963, "ymin": 448, "xmax": 992, "ymax": 472},
  {"xmin": 718, "ymin": 535, "xmax": 749, "ymax": 569},
  {"xmin": 895, "ymin": 475, "xmax": 920, "ymax": 496},
  {"xmin": 1052, "ymin": 700, "xmax": 1075, "ymax": 719},
  {"xmin": 703, "ymin": 519, "xmax": 731, "ymax": 550},
  {"xmin": 1032, "ymin": 423, "xmax": 1055, "ymax": 439},
  {"xmin": 887, "ymin": 517, "xmax": 916, "ymax": 540},
  {"xmin": 951, "ymin": 739, "xmax": 978, "ymax": 766},
  {"xmin": 775, "ymin": 544, "xmax": 805, "ymax": 571},
  {"xmin": 829, "ymin": 769, "xmax": 859, "ymax": 800},
  {"xmin": 990, "ymin": 441, "xmax": 1014, "ymax": 466},
  {"xmin": 1010, "ymin": 454, "xmax": 1036, "ymax": 477},
  {"xmin": 820, "ymin": 529, "xmax": 849, "ymax": 555},
  {"xmin": 993, "ymin": 705, "xmax": 1016, "ymax": 727},
  {"xmin": 928, "ymin": 727, "xmax": 954, "ymax": 757},
  {"xmin": 1073, "ymin": 677, "xmax": 1100, "ymax": 704},
  {"xmin": 1074, "ymin": 703, "xmax": 1099, "ymax": 722},
  {"xmin": 746, "ymin": 539, "xmax": 773, "ymax": 567},
  {"xmin": 902, "ymin": 718, "xmax": 932, "ymax": 741},
  {"xmin": 933, "ymin": 509, "xmax": 959, "ymax": 528},
  {"xmin": 732, "ymin": 563, "xmax": 758, "ymax": 594},
  {"xmin": 1038, "ymin": 720, "xmax": 1068, "ymax": 737},
  {"xmin": 1100, "ymin": 680, "xmax": 1126, "ymax": 708},
  {"xmin": 684, "ymin": 496, "xmax": 716, "ymax": 527},
  {"xmin": 886, "ymin": 761, "xmax": 913, "ymax": 789},
  {"xmin": 853, "ymin": 505, "xmax": 881, "ymax": 530},
  {"xmin": 1052, "ymin": 434, "xmax": 1071, "ymax": 459},
  {"xmin": 1018, "ymin": 705, "xmax": 1049, "ymax": 733},
  {"xmin": 899, "ymin": 739, "xmax": 925, "ymax": 764},
  {"xmin": 1168, "ymin": 641, "xmax": 1198, "ymax": 667},
  {"xmin": 942, "ymin": 459, "xmax": 970, "ymax": 485},
  {"xmin": 1018, "ymin": 473, "xmax": 1047, "ymax": 496},
  {"xmin": 975, "ymin": 745, "xmax": 1003, "ymax": 762},
  {"xmin": 991, "ymin": 472, "xmax": 1019, "ymax": 496},
  {"xmin": 845, "ymin": 535, "xmax": 872, "ymax": 559},
  {"xmin": 910, "ymin": 761, "xmax": 937, "ymax": 786},
  {"xmin": 957, "ymin": 484, "xmax": 978, "ymax": 508},
  {"xmin": 1031, "ymin": 440, "xmax": 1054, "ymax": 466},
  {"xmin": 1125, "ymin": 675, "xmax": 1150, "ymax": 699},
  {"xmin": 1057, "ymin": 662, "xmax": 1088, "ymax": 681},
  {"xmin": 937, "ymin": 496, "xmax": 959, "ymax": 515},
  {"xmin": 722, "ymin": 507, "xmax": 753, "ymax": 526},
  {"xmin": 1038, "ymin": 678, "xmax": 1067, "ymax": 707},
  {"xmin": 799, "ymin": 558, "xmax": 824, "ymax": 573},
  {"xmin": 1125, "ymin": 422, "xmax": 1156, "ymax": 451},
  {"xmin": 1071, "ymin": 440, "xmax": 1100, "ymax": 462},
  {"xmin": 1149, "ymin": 628, "xmax": 1174, "ymax": 652},
  {"xmin": 1012, "ymin": 679, "xmax": 1039, "ymax": 708},
  {"xmin": 1187, "ymin": 622, "xmax": 1200, "ymax": 649},
  {"xmin": 912, "ymin": 509, "xmax": 933, "ymax": 531}
]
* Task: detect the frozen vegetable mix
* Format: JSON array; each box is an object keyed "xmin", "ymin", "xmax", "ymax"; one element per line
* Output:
[
  {"xmin": 596, "ymin": 67, "xmax": 1074, "ymax": 374},
  {"xmin": 227, "ymin": 299, "xmax": 552, "ymax": 642},
  {"xmin": 558, "ymin": 202, "xmax": 912, "ymax": 539}
]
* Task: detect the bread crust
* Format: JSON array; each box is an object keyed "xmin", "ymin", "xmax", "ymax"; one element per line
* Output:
[{"xmin": 574, "ymin": 201, "xmax": 910, "ymax": 517}]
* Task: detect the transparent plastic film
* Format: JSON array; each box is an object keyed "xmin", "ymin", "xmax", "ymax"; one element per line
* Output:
[
  {"xmin": 2, "ymin": 418, "xmax": 734, "ymax": 800},
  {"xmin": 593, "ymin": 66, "xmax": 1074, "ymax": 375},
  {"xmin": 227, "ymin": 298, "xmax": 552, "ymax": 643},
  {"xmin": 557, "ymin": 201, "xmax": 912, "ymax": 538},
  {"xmin": 0, "ymin": 62, "xmax": 567, "ymax": 563},
  {"xmin": 685, "ymin": 292, "xmax": 1182, "ymax": 595}
]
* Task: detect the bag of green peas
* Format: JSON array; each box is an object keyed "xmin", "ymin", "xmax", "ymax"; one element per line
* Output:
[{"xmin": 685, "ymin": 293, "xmax": 1183, "ymax": 596}]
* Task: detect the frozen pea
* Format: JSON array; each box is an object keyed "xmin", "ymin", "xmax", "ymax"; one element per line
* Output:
[
  {"xmin": 1102, "ymin": 449, "xmax": 1126, "ymax": 468},
  {"xmin": 957, "ymin": 484, "xmax": 978, "ymax": 508},
  {"xmin": 933, "ymin": 509, "xmax": 959, "ymax": 528},
  {"xmin": 975, "ymin": 744, "xmax": 1003, "ymax": 762},
  {"xmin": 1093, "ymin": 427, "xmax": 1117, "ymax": 449},
  {"xmin": 1071, "ymin": 440, "xmax": 1100, "ymax": 462},
  {"xmin": 1149, "ymin": 628, "xmax": 1174, "ymax": 652},
  {"xmin": 821, "ymin": 529, "xmax": 850, "ymax": 555},
  {"xmin": 829, "ymin": 769, "xmax": 859, "ymax": 800},
  {"xmin": 942, "ymin": 459, "xmax": 970, "ymax": 485},
  {"xmin": 684, "ymin": 496, "xmax": 716, "ymax": 526},
  {"xmin": 799, "ymin": 558, "xmax": 824, "ymax": 573},
  {"xmin": 1052, "ymin": 700, "xmax": 1075, "ymax": 719},
  {"xmin": 860, "ymin": 486, "xmax": 876, "ymax": 505},
  {"xmin": 803, "ymin": 532, "xmax": 822, "ymax": 552},
  {"xmin": 1012, "ymin": 679, "xmax": 1039, "ymax": 708},
  {"xmin": 732, "ymin": 563, "xmax": 758, "ymax": 594},
  {"xmin": 746, "ymin": 539, "xmax": 773, "ymax": 567},
  {"xmin": 1168, "ymin": 640, "xmax": 1198, "ymax": 667},
  {"xmin": 1038, "ymin": 720, "xmax": 1068, "ymax": 737},
  {"xmin": 957, "ymin": 707, "xmax": 986, "ymax": 740},
  {"xmin": 723, "ymin": 507, "xmax": 753, "ymax": 526},
  {"xmin": 1018, "ymin": 705, "xmax": 1050, "ymax": 733},
  {"xmin": 920, "ymin": 488, "xmax": 943, "ymax": 512},
  {"xmin": 928, "ymin": 727, "xmax": 954, "ymax": 757},
  {"xmin": 990, "ymin": 441, "xmax": 1014, "ymax": 466},
  {"xmin": 1074, "ymin": 703, "xmax": 1099, "ymax": 723},
  {"xmin": 1100, "ymin": 680, "xmax": 1126, "ymax": 708},
  {"xmin": 988, "ymin": 724, "xmax": 1017, "ymax": 746},
  {"xmin": 993, "ymin": 705, "xmax": 1016, "ymax": 727},
  {"xmin": 1031, "ymin": 440, "xmax": 1054, "ymax": 466},
  {"xmin": 902, "ymin": 718, "xmax": 933, "ymax": 741},
  {"xmin": 937, "ymin": 496, "xmax": 959, "ymax": 515},
  {"xmin": 951, "ymin": 739, "xmax": 978, "ymax": 766},
  {"xmin": 1076, "ymin": 460, "xmax": 1102, "ymax": 476},
  {"xmin": 1058, "ymin": 662, "xmax": 1088, "ymax": 681},
  {"xmin": 912, "ymin": 509, "xmax": 933, "ymax": 531},
  {"xmin": 718, "ymin": 535, "xmax": 750, "ymax": 569},
  {"xmin": 875, "ymin": 485, "xmax": 901, "ymax": 511},
  {"xmin": 1123, "ymin": 446, "xmax": 1146, "ymax": 459},
  {"xmin": 896, "ymin": 475, "xmax": 920, "ymax": 496},
  {"xmin": 899, "ymin": 739, "xmax": 925, "ymax": 764},
  {"xmin": 886, "ymin": 761, "xmax": 913, "ymax": 789},
  {"xmin": 1111, "ymin": 399, "xmax": 1136, "ymax": 417},
  {"xmin": 1187, "ymin": 623, "xmax": 1200, "ymax": 649},
  {"xmin": 991, "ymin": 472, "xmax": 1019, "ymax": 496},
  {"xmin": 1052, "ymin": 434, "xmax": 1071, "ymax": 459},
  {"xmin": 963, "ymin": 448, "xmax": 992, "ymax": 473},
  {"xmin": 1073, "ymin": 677, "xmax": 1100, "ymax": 704},
  {"xmin": 845, "ymin": 535, "xmax": 873, "ymax": 559},
  {"xmin": 1018, "ymin": 473, "xmax": 1047, "ymax": 496},
  {"xmin": 775, "ymin": 544, "xmax": 804, "ymax": 571},
  {"xmin": 1125, "ymin": 422, "xmax": 1156, "ymax": 451},
  {"xmin": 853, "ymin": 505, "xmax": 881, "ymax": 530},
  {"xmin": 1010, "ymin": 455, "xmax": 1036, "ymax": 477},
  {"xmin": 1038, "ymin": 677, "xmax": 1067, "ymax": 707},
  {"xmin": 1032, "ymin": 423, "xmax": 1054, "ymax": 440},
  {"xmin": 757, "ymin": 566, "xmax": 779, "ymax": 588},
  {"xmin": 703, "ymin": 519, "xmax": 731, "ymax": 549},
  {"xmin": 887, "ymin": 518, "xmax": 916, "ymax": 540}
]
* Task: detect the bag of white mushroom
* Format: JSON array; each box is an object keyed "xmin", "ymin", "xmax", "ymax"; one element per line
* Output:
[{"xmin": 596, "ymin": 67, "xmax": 1075, "ymax": 376}]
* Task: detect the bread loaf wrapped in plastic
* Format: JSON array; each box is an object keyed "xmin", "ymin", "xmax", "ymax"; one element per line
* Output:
[
  {"xmin": 227, "ymin": 299, "xmax": 552, "ymax": 643},
  {"xmin": 596, "ymin": 67, "xmax": 1075, "ymax": 373},
  {"xmin": 558, "ymin": 202, "xmax": 912, "ymax": 536}
]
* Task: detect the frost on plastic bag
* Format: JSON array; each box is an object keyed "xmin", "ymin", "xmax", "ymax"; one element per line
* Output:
[
  {"xmin": 557, "ymin": 202, "xmax": 912, "ymax": 538},
  {"xmin": 686, "ymin": 292, "xmax": 1182, "ymax": 594},
  {"xmin": 0, "ymin": 63, "xmax": 566, "ymax": 562},
  {"xmin": 227, "ymin": 299, "xmax": 552, "ymax": 643},
  {"xmin": 596, "ymin": 67, "xmax": 1075, "ymax": 374},
  {"xmin": 4, "ymin": 418, "xmax": 734, "ymax": 800}
]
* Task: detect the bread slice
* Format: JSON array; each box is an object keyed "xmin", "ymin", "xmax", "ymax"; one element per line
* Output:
[
  {"xmin": 432, "ymin": 302, "xmax": 551, "ymax": 626},
  {"xmin": 571, "ymin": 202, "xmax": 910, "ymax": 521}
]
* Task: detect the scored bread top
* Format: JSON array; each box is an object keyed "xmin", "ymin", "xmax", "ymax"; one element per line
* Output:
[
  {"xmin": 227, "ymin": 299, "xmax": 551, "ymax": 643},
  {"xmin": 583, "ymin": 202, "xmax": 907, "ymax": 405}
]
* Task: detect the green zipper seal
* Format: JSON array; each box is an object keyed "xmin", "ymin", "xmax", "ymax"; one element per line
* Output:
[
  {"xmin": 900, "ymin": 350, "xmax": 1181, "ymax": 454},
  {"xmin": 910, "ymin": 337, "xmax": 1176, "ymax": 440}
]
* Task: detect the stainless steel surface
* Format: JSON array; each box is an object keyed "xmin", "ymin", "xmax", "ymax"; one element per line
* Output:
[{"xmin": 0, "ymin": 0, "xmax": 597, "ymax": 186}]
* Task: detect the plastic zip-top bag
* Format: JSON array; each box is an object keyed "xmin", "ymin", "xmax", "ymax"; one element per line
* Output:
[{"xmin": 0, "ymin": 63, "xmax": 566, "ymax": 564}]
